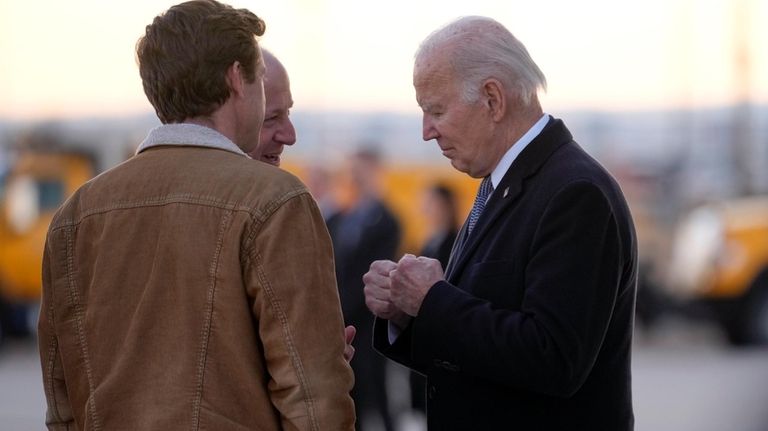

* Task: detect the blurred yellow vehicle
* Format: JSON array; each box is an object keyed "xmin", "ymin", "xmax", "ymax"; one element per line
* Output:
[
  {"xmin": 666, "ymin": 196, "xmax": 768, "ymax": 345},
  {"xmin": 0, "ymin": 151, "xmax": 95, "ymax": 339}
]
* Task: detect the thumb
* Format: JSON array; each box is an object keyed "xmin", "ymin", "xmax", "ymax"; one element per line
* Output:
[{"xmin": 344, "ymin": 325, "xmax": 357, "ymax": 344}]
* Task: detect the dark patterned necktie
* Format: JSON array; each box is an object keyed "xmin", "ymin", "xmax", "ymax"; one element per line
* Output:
[{"xmin": 467, "ymin": 176, "xmax": 493, "ymax": 235}]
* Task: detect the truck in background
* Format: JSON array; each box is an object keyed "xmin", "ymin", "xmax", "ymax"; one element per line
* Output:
[
  {"xmin": 665, "ymin": 196, "xmax": 768, "ymax": 345},
  {"xmin": 0, "ymin": 122, "xmax": 135, "ymax": 343},
  {"xmin": 0, "ymin": 150, "xmax": 96, "ymax": 341}
]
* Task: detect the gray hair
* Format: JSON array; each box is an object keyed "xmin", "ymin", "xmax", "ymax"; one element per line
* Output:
[{"xmin": 416, "ymin": 16, "xmax": 547, "ymax": 106}]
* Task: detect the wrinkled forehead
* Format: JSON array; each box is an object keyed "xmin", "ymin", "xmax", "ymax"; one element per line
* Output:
[
  {"xmin": 413, "ymin": 53, "xmax": 444, "ymax": 81},
  {"xmin": 414, "ymin": 51, "xmax": 454, "ymax": 95},
  {"xmin": 414, "ymin": 42, "xmax": 456, "ymax": 78}
]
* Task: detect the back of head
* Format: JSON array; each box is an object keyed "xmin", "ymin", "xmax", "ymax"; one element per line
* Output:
[
  {"xmin": 136, "ymin": 0, "xmax": 266, "ymax": 124},
  {"xmin": 416, "ymin": 16, "xmax": 546, "ymax": 107}
]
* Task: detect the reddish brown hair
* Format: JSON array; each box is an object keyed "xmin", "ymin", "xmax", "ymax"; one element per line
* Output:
[{"xmin": 136, "ymin": 0, "xmax": 266, "ymax": 124}]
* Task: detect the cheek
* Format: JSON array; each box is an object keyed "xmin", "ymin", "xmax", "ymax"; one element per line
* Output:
[{"xmin": 260, "ymin": 126, "xmax": 279, "ymax": 145}]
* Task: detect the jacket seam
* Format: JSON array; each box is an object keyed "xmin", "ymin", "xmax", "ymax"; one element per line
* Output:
[
  {"xmin": 191, "ymin": 211, "xmax": 232, "ymax": 430},
  {"xmin": 243, "ymin": 188, "xmax": 308, "ymax": 249},
  {"xmin": 64, "ymin": 227, "xmax": 102, "ymax": 430},
  {"xmin": 48, "ymin": 194, "xmax": 278, "ymax": 230},
  {"xmin": 43, "ymin": 239, "xmax": 64, "ymax": 424},
  {"xmin": 253, "ymin": 254, "xmax": 319, "ymax": 430},
  {"xmin": 244, "ymin": 193, "xmax": 320, "ymax": 430},
  {"xmin": 44, "ymin": 336, "xmax": 60, "ymax": 422},
  {"xmin": 247, "ymin": 193, "xmax": 319, "ymax": 429}
]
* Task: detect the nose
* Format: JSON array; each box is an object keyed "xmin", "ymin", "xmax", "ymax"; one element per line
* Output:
[
  {"xmin": 422, "ymin": 115, "xmax": 438, "ymax": 141},
  {"xmin": 278, "ymin": 118, "xmax": 297, "ymax": 146}
]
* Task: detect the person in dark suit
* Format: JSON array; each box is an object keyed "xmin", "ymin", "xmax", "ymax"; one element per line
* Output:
[
  {"xmin": 419, "ymin": 184, "xmax": 459, "ymax": 269},
  {"xmin": 327, "ymin": 148, "xmax": 401, "ymax": 431},
  {"xmin": 363, "ymin": 16, "xmax": 637, "ymax": 431},
  {"xmin": 410, "ymin": 183, "xmax": 459, "ymax": 414}
]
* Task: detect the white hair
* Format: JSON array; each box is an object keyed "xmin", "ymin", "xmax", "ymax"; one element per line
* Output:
[{"xmin": 416, "ymin": 16, "xmax": 547, "ymax": 106}]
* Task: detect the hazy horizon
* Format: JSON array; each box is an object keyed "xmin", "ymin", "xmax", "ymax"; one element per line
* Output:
[{"xmin": 1, "ymin": 0, "xmax": 766, "ymax": 121}]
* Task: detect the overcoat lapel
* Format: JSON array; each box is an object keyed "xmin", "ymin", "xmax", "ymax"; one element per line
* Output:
[{"xmin": 445, "ymin": 118, "xmax": 573, "ymax": 282}]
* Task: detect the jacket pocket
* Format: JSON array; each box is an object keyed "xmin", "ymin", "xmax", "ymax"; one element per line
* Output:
[{"xmin": 465, "ymin": 260, "xmax": 522, "ymax": 306}]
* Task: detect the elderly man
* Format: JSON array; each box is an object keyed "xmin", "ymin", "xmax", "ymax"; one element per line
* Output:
[
  {"xmin": 38, "ymin": 1, "xmax": 355, "ymax": 429},
  {"xmin": 364, "ymin": 16, "xmax": 637, "ymax": 430}
]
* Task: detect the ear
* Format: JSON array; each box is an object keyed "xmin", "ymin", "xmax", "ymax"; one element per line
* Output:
[
  {"xmin": 225, "ymin": 61, "xmax": 245, "ymax": 98},
  {"xmin": 482, "ymin": 78, "xmax": 506, "ymax": 122}
]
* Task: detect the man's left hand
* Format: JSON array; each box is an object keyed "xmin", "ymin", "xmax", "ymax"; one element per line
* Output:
[{"xmin": 390, "ymin": 254, "xmax": 445, "ymax": 316}]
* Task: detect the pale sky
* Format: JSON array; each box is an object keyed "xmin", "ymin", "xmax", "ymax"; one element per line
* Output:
[{"xmin": 0, "ymin": 0, "xmax": 766, "ymax": 120}]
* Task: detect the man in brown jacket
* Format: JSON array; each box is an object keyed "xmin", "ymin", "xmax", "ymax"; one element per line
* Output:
[{"xmin": 37, "ymin": 1, "xmax": 355, "ymax": 429}]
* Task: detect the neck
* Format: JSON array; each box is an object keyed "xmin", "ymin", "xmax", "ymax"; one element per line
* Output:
[
  {"xmin": 185, "ymin": 105, "xmax": 241, "ymax": 150},
  {"xmin": 500, "ymin": 101, "xmax": 543, "ymax": 153},
  {"xmin": 477, "ymin": 96, "xmax": 543, "ymax": 179},
  {"xmin": 185, "ymin": 117, "xmax": 216, "ymax": 130}
]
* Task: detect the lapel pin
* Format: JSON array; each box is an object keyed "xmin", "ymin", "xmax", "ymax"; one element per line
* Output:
[{"xmin": 503, "ymin": 187, "xmax": 509, "ymax": 198}]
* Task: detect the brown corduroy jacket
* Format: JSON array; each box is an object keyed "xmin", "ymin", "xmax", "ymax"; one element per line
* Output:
[{"xmin": 38, "ymin": 124, "xmax": 355, "ymax": 431}]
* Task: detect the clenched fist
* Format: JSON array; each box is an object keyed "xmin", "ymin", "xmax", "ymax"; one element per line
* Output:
[
  {"xmin": 363, "ymin": 260, "xmax": 410, "ymax": 329},
  {"xmin": 389, "ymin": 254, "xmax": 445, "ymax": 317}
]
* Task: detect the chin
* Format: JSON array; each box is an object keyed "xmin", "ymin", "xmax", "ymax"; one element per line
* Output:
[{"xmin": 450, "ymin": 160, "xmax": 470, "ymax": 175}]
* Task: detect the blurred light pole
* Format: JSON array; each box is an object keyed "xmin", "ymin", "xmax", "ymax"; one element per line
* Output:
[{"xmin": 730, "ymin": 0, "xmax": 755, "ymax": 196}]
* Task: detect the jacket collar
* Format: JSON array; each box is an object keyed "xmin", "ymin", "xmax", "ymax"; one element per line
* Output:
[
  {"xmin": 136, "ymin": 123, "xmax": 248, "ymax": 157},
  {"xmin": 445, "ymin": 117, "xmax": 574, "ymax": 280}
]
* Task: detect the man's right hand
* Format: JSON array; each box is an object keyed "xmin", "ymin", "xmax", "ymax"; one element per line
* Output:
[
  {"xmin": 343, "ymin": 325, "xmax": 356, "ymax": 362},
  {"xmin": 363, "ymin": 259, "xmax": 411, "ymax": 329}
]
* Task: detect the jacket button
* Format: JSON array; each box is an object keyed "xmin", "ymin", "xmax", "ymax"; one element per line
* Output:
[{"xmin": 428, "ymin": 385, "xmax": 437, "ymax": 400}]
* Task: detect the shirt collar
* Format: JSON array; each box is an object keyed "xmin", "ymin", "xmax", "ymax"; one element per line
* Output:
[
  {"xmin": 489, "ymin": 113, "xmax": 550, "ymax": 189},
  {"xmin": 136, "ymin": 123, "xmax": 247, "ymax": 157}
]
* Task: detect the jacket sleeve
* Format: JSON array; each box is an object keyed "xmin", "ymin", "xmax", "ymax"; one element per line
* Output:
[
  {"xmin": 244, "ymin": 191, "xmax": 355, "ymax": 430},
  {"xmin": 411, "ymin": 180, "xmax": 630, "ymax": 397},
  {"xmin": 38, "ymin": 237, "xmax": 77, "ymax": 430}
]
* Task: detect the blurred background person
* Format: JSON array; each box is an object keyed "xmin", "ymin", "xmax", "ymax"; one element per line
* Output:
[
  {"xmin": 327, "ymin": 147, "xmax": 401, "ymax": 431},
  {"xmin": 409, "ymin": 182, "xmax": 459, "ymax": 415},
  {"xmin": 305, "ymin": 164, "xmax": 341, "ymax": 221},
  {"xmin": 418, "ymin": 183, "xmax": 459, "ymax": 270}
]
